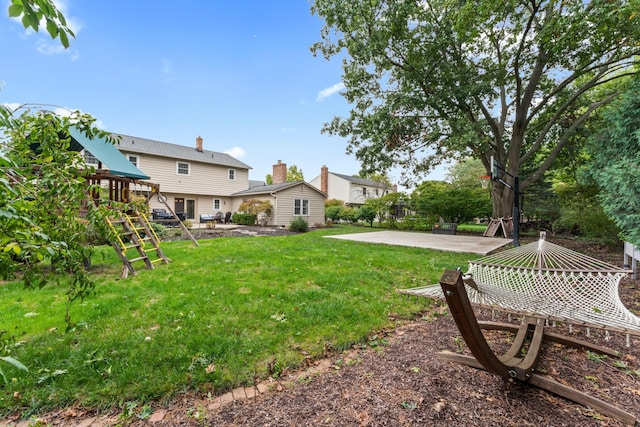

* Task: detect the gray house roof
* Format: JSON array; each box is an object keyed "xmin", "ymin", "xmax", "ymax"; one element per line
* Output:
[
  {"xmin": 113, "ymin": 133, "xmax": 252, "ymax": 170},
  {"xmin": 331, "ymin": 172, "xmax": 391, "ymax": 189},
  {"xmin": 233, "ymin": 181, "xmax": 326, "ymax": 197}
]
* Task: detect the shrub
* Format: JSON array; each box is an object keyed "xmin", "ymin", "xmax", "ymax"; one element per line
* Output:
[
  {"xmin": 356, "ymin": 206, "xmax": 377, "ymax": 226},
  {"xmin": 150, "ymin": 222, "xmax": 168, "ymax": 238},
  {"xmin": 182, "ymin": 219, "xmax": 193, "ymax": 229},
  {"xmin": 325, "ymin": 205, "xmax": 344, "ymax": 223},
  {"xmin": 289, "ymin": 218, "xmax": 309, "ymax": 232},
  {"xmin": 233, "ymin": 213, "xmax": 257, "ymax": 226}
]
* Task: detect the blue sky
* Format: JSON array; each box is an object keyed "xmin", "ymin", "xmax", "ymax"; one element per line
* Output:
[{"xmin": 1, "ymin": 0, "xmax": 447, "ymax": 186}]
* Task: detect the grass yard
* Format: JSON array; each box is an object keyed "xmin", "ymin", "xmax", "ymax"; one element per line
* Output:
[{"xmin": 0, "ymin": 225, "xmax": 474, "ymax": 417}]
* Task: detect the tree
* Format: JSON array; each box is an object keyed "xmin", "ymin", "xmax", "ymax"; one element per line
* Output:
[
  {"xmin": 356, "ymin": 205, "xmax": 377, "ymax": 226},
  {"xmin": 265, "ymin": 165, "xmax": 305, "ymax": 184},
  {"xmin": 312, "ymin": 0, "xmax": 640, "ymax": 217},
  {"xmin": 1, "ymin": 108, "xmax": 113, "ymax": 302},
  {"xmin": 446, "ymin": 158, "xmax": 489, "ymax": 189},
  {"xmin": 286, "ymin": 165, "xmax": 304, "ymax": 182},
  {"xmin": 587, "ymin": 76, "xmax": 640, "ymax": 245},
  {"xmin": 7, "ymin": 0, "xmax": 74, "ymax": 48},
  {"xmin": 363, "ymin": 192, "xmax": 403, "ymax": 223},
  {"xmin": 411, "ymin": 181, "xmax": 490, "ymax": 223}
]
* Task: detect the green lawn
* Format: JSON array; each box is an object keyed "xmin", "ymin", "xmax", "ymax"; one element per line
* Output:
[{"xmin": 0, "ymin": 225, "xmax": 474, "ymax": 417}]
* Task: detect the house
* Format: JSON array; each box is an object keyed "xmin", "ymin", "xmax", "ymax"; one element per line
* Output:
[
  {"xmin": 84, "ymin": 133, "xmax": 325, "ymax": 227},
  {"xmin": 309, "ymin": 165, "xmax": 394, "ymax": 207},
  {"xmin": 233, "ymin": 161, "xmax": 326, "ymax": 227},
  {"xmin": 110, "ymin": 134, "xmax": 252, "ymax": 221}
]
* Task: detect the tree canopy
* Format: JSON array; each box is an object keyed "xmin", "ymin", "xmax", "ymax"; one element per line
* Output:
[
  {"xmin": 587, "ymin": 76, "xmax": 640, "ymax": 246},
  {"xmin": 265, "ymin": 164, "xmax": 305, "ymax": 184},
  {"xmin": 312, "ymin": 0, "xmax": 640, "ymax": 216}
]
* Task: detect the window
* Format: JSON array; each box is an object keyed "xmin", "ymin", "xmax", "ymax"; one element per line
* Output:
[
  {"xmin": 213, "ymin": 199, "xmax": 221, "ymax": 210},
  {"xmin": 84, "ymin": 150, "xmax": 98, "ymax": 166},
  {"xmin": 294, "ymin": 199, "xmax": 309, "ymax": 216},
  {"xmin": 128, "ymin": 155, "xmax": 138, "ymax": 167},
  {"xmin": 177, "ymin": 161, "xmax": 190, "ymax": 175},
  {"xmin": 375, "ymin": 189, "xmax": 379, "ymax": 196},
  {"xmin": 362, "ymin": 187, "xmax": 367, "ymax": 196},
  {"xmin": 228, "ymin": 169, "xmax": 236, "ymax": 180}
]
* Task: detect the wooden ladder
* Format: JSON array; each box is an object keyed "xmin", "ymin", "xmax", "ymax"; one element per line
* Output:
[{"xmin": 106, "ymin": 212, "xmax": 171, "ymax": 278}]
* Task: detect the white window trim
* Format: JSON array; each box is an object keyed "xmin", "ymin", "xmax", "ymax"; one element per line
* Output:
[
  {"xmin": 294, "ymin": 198, "xmax": 310, "ymax": 216},
  {"xmin": 228, "ymin": 168, "xmax": 236, "ymax": 180},
  {"xmin": 177, "ymin": 161, "xmax": 191, "ymax": 176},
  {"xmin": 128, "ymin": 154, "xmax": 139, "ymax": 168},
  {"xmin": 213, "ymin": 199, "xmax": 221, "ymax": 210}
]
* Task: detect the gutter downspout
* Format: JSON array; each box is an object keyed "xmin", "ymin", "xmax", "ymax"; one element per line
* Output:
[{"xmin": 270, "ymin": 192, "xmax": 277, "ymax": 226}]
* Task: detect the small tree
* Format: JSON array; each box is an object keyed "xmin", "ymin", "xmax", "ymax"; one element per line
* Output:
[
  {"xmin": 1, "ymin": 108, "xmax": 113, "ymax": 303},
  {"xmin": 238, "ymin": 198, "xmax": 273, "ymax": 217},
  {"xmin": 325, "ymin": 205, "xmax": 344, "ymax": 223},
  {"xmin": 356, "ymin": 206, "xmax": 377, "ymax": 227}
]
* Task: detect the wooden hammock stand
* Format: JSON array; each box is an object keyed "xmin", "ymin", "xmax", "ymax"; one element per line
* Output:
[{"xmin": 438, "ymin": 269, "xmax": 636, "ymax": 426}]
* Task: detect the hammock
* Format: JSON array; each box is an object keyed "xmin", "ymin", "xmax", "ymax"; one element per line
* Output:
[{"xmin": 399, "ymin": 232, "xmax": 640, "ymax": 336}]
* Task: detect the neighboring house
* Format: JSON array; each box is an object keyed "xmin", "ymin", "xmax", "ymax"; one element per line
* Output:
[
  {"xmin": 110, "ymin": 134, "xmax": 252, "ymax": 221},
  {"xmin": 233, "ymin": 161, "xmax": 326, "ymax": 227},
  {"xmin": 309, "ymin": 166, "xmax": 394, "ymax": 207}
]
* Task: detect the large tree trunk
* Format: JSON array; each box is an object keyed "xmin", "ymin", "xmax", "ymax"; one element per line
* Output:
[{"xmin": 492, "ymin": 183, "xmax": 515, "ymax": 218}]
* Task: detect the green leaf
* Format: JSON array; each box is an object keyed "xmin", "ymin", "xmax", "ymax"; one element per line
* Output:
[
  {"xmin": 8, "ymin": 3, "xmax": 23, "ymax": 17},
  {"xmin": 59, "ymin": 30, "xmax": 70, "ymax": 49},
  {"xmin": 46, "ymin": 18, "xmax": 58, "ymax": 39},
  {"xmin": 0, "ymin": 356, "xmax": 28, "ymax": 372}
]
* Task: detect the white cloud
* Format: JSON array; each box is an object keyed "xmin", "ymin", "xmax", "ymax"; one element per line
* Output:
[
  {"xmin": 225, "ymin": 146, "xmax": 246, "ymax": 158},
  {"xmin": 316, "ymin": 82, "xmax": 345, "ymax": 101},
  {"xmin": 36, "ymin": 39, "xmax": 67, "ymax": 55}
]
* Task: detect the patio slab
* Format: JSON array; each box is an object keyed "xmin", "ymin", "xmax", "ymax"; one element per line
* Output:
[{"xmin": 325, "ymin": 230, "xmax": 512, "ymax": 255}]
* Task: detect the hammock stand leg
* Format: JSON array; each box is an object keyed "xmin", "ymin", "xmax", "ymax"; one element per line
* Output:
[{"xmin": 437, "ymin": 269, "xmax": 636, "ymax": 426}]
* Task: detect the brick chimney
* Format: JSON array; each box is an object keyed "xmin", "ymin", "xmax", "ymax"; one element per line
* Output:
[
  {"xmin": 321, "ymin": 165, "xmax": 328, "ymax": 194},
  {"xmin": 195, "ymin": 136, "xmax": 203, "ymax": 152},
  {"xmin": 273, "ymin": 160, "xmax": 287, "ymax": 184}
]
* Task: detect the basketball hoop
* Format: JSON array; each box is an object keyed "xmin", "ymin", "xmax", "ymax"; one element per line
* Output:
[{"xmin": 479, "ymin": 175, "xmax": 490, "ymax": 189}]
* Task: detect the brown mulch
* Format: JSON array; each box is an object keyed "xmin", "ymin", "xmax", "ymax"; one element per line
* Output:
[{"xmin": 11, "ymin": 234, "xmax": 640, "ymax": 426}]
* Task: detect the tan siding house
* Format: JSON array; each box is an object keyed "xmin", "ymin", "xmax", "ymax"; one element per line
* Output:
[
  {"xmin": 233, "ymin": 181, "xmax": 326, "ymax": 227},
  {"xmin": 114, "ymin": 134, "xmax": 251, "ymax": 222}
]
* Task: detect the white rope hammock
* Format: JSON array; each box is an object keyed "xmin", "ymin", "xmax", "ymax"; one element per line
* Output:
[{"xmin": 400, "ymin": 232, "xmax": 640, "ymax": 336}]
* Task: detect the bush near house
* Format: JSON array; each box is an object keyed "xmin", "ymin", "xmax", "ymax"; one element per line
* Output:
[
  {"xmin": 232, "ymin": 213, "xmax": 257, "ymax": 226},
  {"xmin": 289, "ymin": 217, "xmax": 309, "ymax": 232}
]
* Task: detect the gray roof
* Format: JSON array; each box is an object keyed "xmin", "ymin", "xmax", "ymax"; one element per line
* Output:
[
  {"xmin": 233, "ymin": 181, "xmax": 326, "ymax": 197},
  {"xmin": 330, "ymin": 172, "xmax": 391, "ymax": 189},
  {"xmin": 113, "ymin": 133, "xmax": 252, "ymax": 170}
]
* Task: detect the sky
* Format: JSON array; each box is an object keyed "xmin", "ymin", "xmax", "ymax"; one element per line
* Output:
[{"xmin": 0, "ymin": 0, "xmax": 448, "ymax": 187}]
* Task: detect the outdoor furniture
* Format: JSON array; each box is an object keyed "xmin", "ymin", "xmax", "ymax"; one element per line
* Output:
[
  {"xmin": 399, "ymin": 232, "xmax": 639, "ymax": 425},
  {"xmin": 432, "ymin": 222, "xmax": 457, "ymax": 235},
  {"xmin": 224, "ymin": 211, "xmax": 232, "ymax": 224},
  {"xmin": 200, "ymin": 212, "xmax": 224, "ymax": 223}
]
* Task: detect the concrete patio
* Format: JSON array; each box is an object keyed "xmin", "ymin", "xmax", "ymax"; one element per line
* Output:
[{"xmin": 325, "ymin": 230, "xmax": 512, "ymax": 255}]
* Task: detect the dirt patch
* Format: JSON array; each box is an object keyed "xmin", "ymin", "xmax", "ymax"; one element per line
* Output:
[{"xmin": 7, "ymin": 235, "xmax": 640, "ymax": 427}]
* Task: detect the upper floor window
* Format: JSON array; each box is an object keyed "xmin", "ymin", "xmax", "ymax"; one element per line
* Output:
[
  {"xmin": 177, "ymin": 161, "xmax": 190, "ymax": 175},
  {"xmin": 213, "ymin": 199, "xmax": 221, "ymax": 210},
  {"xmin": 228, "ymin": 169, "xmax": 236, "ymax": 180},
  {"xmin": 294, "ymin": 199, "xmax": 309, "ymax": 216},
  {"xmin": 84, "ymin": 150, "xmax": 98, "ymax": 166},
  {"xmin": 128, "ymin": 155, "xmax": 138, "ymax": 168},
  {"xmin": 375, "ymin": 188, "xmax": 379, "ymax": 196},
  {"xmin": 362, "ymin": 187, "xmax": 367, "ymax": 196}
]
